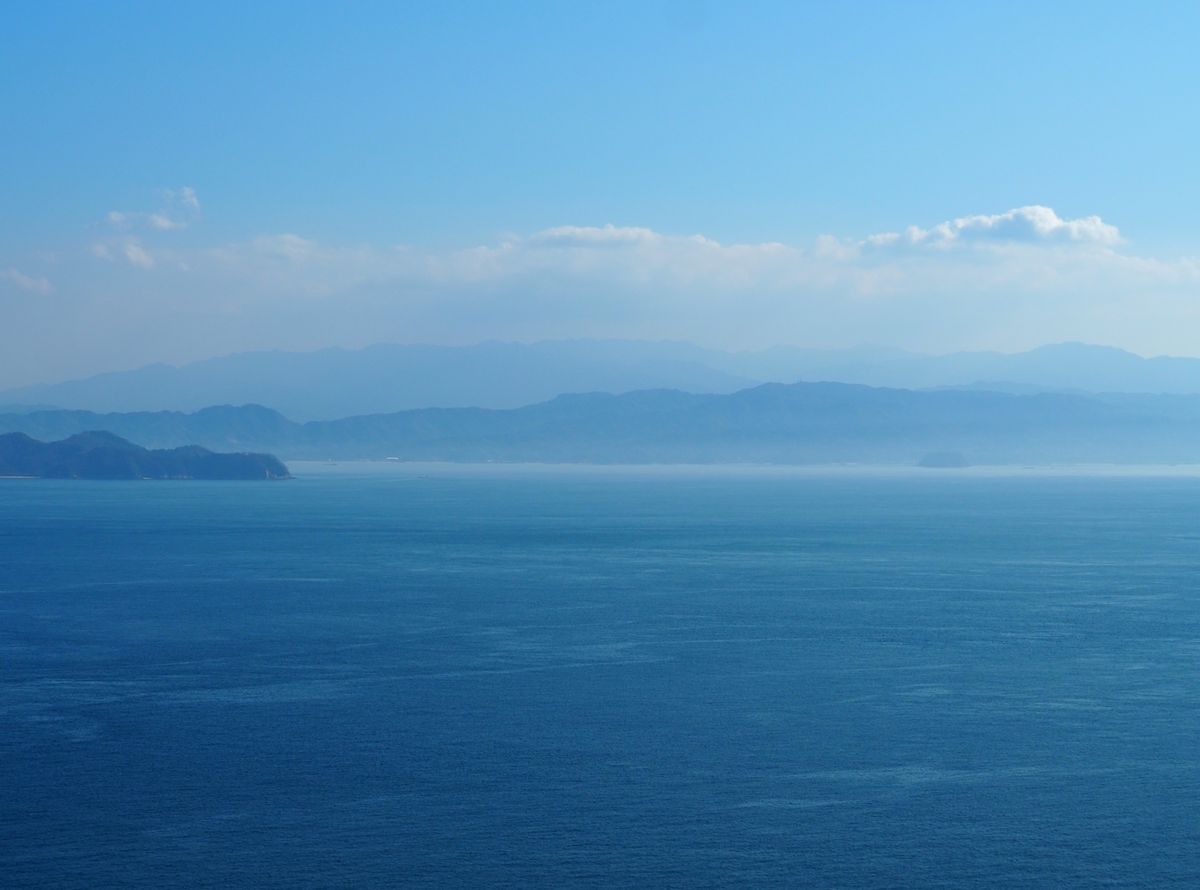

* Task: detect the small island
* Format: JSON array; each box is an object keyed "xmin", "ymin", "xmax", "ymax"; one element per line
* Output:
[
  {"xmin": 0, "ymin": 431, "xmax": 290, "ymax": 480},
  {"xmin": 917, "ymin": 451, "xmax": 971, "ymax": 468}
]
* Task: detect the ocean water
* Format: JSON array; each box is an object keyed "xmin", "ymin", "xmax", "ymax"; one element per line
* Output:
[{"xmin": 3, "ymin": 463, "xmax": 1200, "ymax": 888}]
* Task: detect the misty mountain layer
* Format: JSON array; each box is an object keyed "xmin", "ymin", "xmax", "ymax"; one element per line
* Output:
[
  {"xmin": 10, "ymin": 341, "xmax": 1200, "ymax": 421},
  {"xmin": 5, "ymin": 382, "xmax": 1200, "ymax": 465},
  {"xmin": 0, "ymin": 341, "xmax": 754, "ymax": 420}
]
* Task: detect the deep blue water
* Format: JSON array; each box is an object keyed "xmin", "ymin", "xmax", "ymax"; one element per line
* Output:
[{"xmin": 3, "ymin": 464, "xmax": 1200, "ymax": 888}]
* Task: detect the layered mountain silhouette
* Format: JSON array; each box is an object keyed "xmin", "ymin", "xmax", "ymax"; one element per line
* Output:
[
  {"xmin": 4, "ymin": 382, "xmax": 1200, "ymax": 465},
  {"xmin": 0, "ymin": 341, "xmax": 753, "ymax": 420},
  {"xmin": 0, "ymin": 431, "xmax": 290, "ymax": 479},
  {"xmin": 8, "ymin": 340, "xmax": 1200, "ymax": 421}
]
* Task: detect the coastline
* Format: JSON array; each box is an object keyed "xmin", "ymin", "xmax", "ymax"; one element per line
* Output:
[{"xmin": 286, "ymin": 459, "xmax": 1200, "ymax": 479}]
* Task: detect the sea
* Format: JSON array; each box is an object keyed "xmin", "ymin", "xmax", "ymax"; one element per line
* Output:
[{"xmin": 3, "ymin": 462, "xmax": 1200, "ymax": 888}]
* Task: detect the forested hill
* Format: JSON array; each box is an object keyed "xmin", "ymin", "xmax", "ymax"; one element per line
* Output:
[{"xmin": 0, "ymin": 431, "xmax": 290, "ymax": 480}]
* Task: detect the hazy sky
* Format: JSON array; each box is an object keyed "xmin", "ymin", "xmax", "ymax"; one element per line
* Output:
[{"xmin": 4, "ymin": 1, "xmax": 1200, "ymax": 387}]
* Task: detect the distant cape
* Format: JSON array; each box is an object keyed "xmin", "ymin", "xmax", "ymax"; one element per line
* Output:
[{"xmin": 0, "ymin": 431, "xmax": 290, "ymax": 480}]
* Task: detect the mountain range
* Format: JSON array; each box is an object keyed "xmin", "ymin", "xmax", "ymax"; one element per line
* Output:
[
  {"xmin": 4, "ymin": 382, "xmax": 1200, "ymax": 465},
  {"xmin": 9, "ymin": 340, "xmax": 1200, "ymax": 421}
]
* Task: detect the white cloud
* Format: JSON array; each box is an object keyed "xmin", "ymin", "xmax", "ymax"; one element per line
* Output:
[
  {"xmin": 93, "ymin": 186, "xmax": 202, "ymax": 268},
  {"xmin": 530, "ymin": 224, "xmax": 663, "ymax": 247},
  {"xmin": 90, "ymin": 238, "xmax": 156, "ymax": 268},
  {"xmin": 247, "ymin": 233, "xmax": 319, "ymax": 260},
  {"xmin": 34, "ymin": 203, "xmax": 1200, "ymax": 369},
  {"xmin": 148, "ymin": 213, "xmax": 186, "ymax": 231},
  {"xmin": 129, "ymin": 205, "xmax": 1192, "ymax": 306},
  {"xmin": 860, "ymin": 205, "xmax": 1122, "ymax": 251},
  {"xmin": 122, "ymin": 240, "xmax": 154, "ymax": 269},
  {"xmin": 106, "ymin": 186, "xmax": 200, "ymax": 233},
  {"xmin": 1, "ymin": 267, "xmax": 52, "ymax": 295},
  {"xmin": 167, "ymin": 186, "xmax": 200, "ymax": 211}
]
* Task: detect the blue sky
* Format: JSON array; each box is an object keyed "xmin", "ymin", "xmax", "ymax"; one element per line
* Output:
[{"xmin": 3, "ymin": 1, "xmax": 1200, "ymax": 386}]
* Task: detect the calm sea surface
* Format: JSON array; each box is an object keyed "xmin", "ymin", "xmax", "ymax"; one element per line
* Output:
[{"xmin": 3, "ymin": 464, "xmax": 1200, "ymax": 888}]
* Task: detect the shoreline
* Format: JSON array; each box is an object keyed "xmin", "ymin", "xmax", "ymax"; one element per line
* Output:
[{"xmin": 286, "ymin": 459, "xmax": 1200, "ymax": 479}]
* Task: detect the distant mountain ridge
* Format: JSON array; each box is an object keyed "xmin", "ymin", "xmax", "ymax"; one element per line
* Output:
[
  {"xmin": 0, "ymin": 431, "xmax": 290, "ymax": 480},
  {"xmin": 5, "ymin": 382, "xmax": 1200, "ymax": 465},
  {"xmin": 0, "ymin": 341, "xmax": 754, "ymax": 421},
  {"xmin": 8, "ymin": 340, "xmax": 1200, "ymax": 421}
]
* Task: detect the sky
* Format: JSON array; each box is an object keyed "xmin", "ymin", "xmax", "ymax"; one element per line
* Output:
[{"xmin": 3, "ymin": 1, "xmax": 1200, "ymax": 388}]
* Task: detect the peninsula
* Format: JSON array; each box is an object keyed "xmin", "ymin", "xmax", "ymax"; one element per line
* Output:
[{"xmin": 0, "ymin": 431, "xmax": 290, "ymax": 480}]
